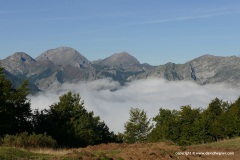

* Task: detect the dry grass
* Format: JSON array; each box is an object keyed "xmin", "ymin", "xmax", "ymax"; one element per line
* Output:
[
  {"xmin": 30, "ymin": 147, "xmax": 72, "ymax": 156},
  {"xmin": 1, "ymin": 138, "xmax": 240, "ymax": 160}
]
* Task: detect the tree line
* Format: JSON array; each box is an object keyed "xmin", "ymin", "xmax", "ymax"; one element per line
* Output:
[
  {"xmin": 0, "ymin": 68, "xmax": 116, "ymax": 148},
  {"xmin": 146, "ymin": 96, "xmax": 240, "ymax": 145},
  {"xmin": 123, "ymin": 97, "xmax": 240, "ymax": 146},
  {"xmin": 1, "ymin": 67, "xmax": 240, "ymax": 148}
]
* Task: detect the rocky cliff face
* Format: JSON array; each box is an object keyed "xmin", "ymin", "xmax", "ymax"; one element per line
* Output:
[
  {"xmin": 188, "ymin": 55, "xmax": 240, "ymax": 84},
  {"xmin": 1, "ymin": 47, "xmax": 240, "ymax": 93},
  {"xmin": 132, "ymin": 54, "xmax": 240, "ymax": 86}
]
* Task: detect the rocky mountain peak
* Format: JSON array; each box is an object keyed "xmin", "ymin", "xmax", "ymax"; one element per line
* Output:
[
  {"xmin": 6, "ymin": 52, "xmax": 36, "ymax": 63},
  {"xmin": 96, "ymin": 52, "xmax": 140, "ymax": 67},
  {"xmin": 36, "ymin": 47, "xmax": 91, "ymax": 68},
  {"xmin": 190, "ymin": 54, "xmax": 240, "ymax": 67},
  {"xmin": 0, "ymin": 52, "xmax": 37, "ymax": 75}
]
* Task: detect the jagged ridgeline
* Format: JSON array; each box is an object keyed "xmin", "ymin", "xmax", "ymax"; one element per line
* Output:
[{"xmin": 1, "ymin": 47, "xmax": 240, "ymax": 93}]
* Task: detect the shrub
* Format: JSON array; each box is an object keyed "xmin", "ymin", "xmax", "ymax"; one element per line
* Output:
[
  {"xmin": 2, "ymin": 134, "xmax": 16, "ymax": 147},
  {"xmin": 2, "ymin": 132, "xmax": 56, "ymax": 148}
]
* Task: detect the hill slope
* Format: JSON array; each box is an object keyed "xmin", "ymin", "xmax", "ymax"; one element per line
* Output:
[{"xmin": 1, "ymin": 138, "xmax": 240, "ymax": 160}]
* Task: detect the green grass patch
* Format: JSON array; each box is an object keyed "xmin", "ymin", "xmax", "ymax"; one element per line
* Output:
[
  {"xmin": 108, "ymin": 150, "xmax": 121, "ymax": 155},
  {"xmin": 190, "ymin": 137, "xmax": 240, "ymax": 149},
  {"xmin": 0, "ymin": 147, "xmax": 52, "ymax": 160},
  {"xmin": 0, "ymin": 147, "xmax": 119, "ymax": 160}
]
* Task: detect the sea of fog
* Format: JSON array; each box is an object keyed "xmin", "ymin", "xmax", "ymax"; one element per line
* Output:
[{"xmin": 29, "ymin": 78, "xmax": 240, "ymax": 133}]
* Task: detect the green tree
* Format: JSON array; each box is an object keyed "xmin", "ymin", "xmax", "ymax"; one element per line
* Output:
[
  {"xmin": 148, "ymin": 108, "xmax": 179, "ymax": 142},
  {"xmin": 177, "ymin": 105, "xmax": 201, "ymax": 145},
  {"xmin": 0, "ymin": 68, "xmax": 32, "ymax": 137},
  {"xmin": 148, "ymin": 97, "xmax": 240, "ymax": 145},
  {"xmin": 123, "ymin": 108, "xmax": 153, "ymax": 143},
  {"xmin": 205, "ymin": 98, "xmax": 226, "ymax": 141},
  {"xmin": 33, "ymin": 91, "xmax": 115, "ymax": 147},
  {"xmin": 194, "ymin": 98, "xmax": 230, "ymax": 143},
  {"xmin": 226, "ymin": 97, "xmax": 240, "ymax": 137}
]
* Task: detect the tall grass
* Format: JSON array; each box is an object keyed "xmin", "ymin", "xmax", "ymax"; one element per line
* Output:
[{"xmin": 31, "ymin": 147, "xmax": 71, "ymax": 156}]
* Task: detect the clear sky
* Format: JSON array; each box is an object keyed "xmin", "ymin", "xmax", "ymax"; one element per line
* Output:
[{"xmin": 1, "ymin": 0, "xmax": 240, "ymax": 65}]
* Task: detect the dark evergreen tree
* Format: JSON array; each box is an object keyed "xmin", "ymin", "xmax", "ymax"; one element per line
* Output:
[{"xmin": 0, "ymin": 68, "xmax": 32, "ymax": 137}]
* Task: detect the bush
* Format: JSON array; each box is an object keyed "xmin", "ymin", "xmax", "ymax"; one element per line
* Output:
[
  {"xmin": 2, "ymin": 134, "xmax": 16, "ymax": 147},
  {"xmin": 2, "ymin": 132, "xmax": 56, "ymax": 148}
]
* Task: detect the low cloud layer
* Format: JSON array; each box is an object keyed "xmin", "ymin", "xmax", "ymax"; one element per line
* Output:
[{"xmin": 29, "ymin": 78, "xmax": 240, "ymax": 133}]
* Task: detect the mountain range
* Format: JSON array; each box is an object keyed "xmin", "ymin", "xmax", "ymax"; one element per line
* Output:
[{"xmin": 1, "ymin": 47, "xmax": 240, "ymax": 93}]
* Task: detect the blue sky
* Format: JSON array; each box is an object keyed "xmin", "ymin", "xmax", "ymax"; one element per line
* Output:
[{"xmin": 1, "ymin": 0, "xmax": 240, "ymax": 65}]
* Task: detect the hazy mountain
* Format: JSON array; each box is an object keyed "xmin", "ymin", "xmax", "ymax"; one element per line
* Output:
[
  {"xmin": 92, "ymin": 52, "xmax": 146, "ymax": 83},
  {"xmin": 0, "ymin": 64, "xmax": 40, "ymax": 93},
  {"xmin": 0, "ymin": 52, "xmax": 42, "ymax": 92},
  {"xmin": 0, "ymin": 52, "xmax": 37, "ymax": 76},
  {"xmin": 132, "ymin": 54, "xmax": 240, "ymax": 86},
  {"xmin": 1, "ymin": 47, "xmax": 240, "ymax": 93},
  {"xmin": 1, "ymin": 47, "xmax": 97, "ymax": 91},
  {"xmin": 93, "ymin": 52, "xmax": 140, "ymax": 67},
  {"xmin": 188, "ymin": 54, "xmax": 240, "ymax": 85},
  {"xmin": 35, "ymin": 47, "xmax": 96, "ymax": 90},
  {"xmin": 36, "ymin": 47, "xmax": 92, "ymax": 68}
]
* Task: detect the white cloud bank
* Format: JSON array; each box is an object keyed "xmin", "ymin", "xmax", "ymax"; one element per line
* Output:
[{"xmin": 29, "ymin": 78, "xmax": 240, "ymax": 133}]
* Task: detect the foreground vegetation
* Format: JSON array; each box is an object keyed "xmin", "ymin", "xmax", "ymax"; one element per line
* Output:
[
  {"xmin": 190, "ymin": 137, "xmax": 240, "ymax": 149},
  {"xmin": 0, "ymin": 147, "xmax": 51, "ymax": 160},
  {"xmin": 0, "ymin": 146, "xmax": 122, "ymax": 160},
  {"xmin": 0, "ymin": 67, "xmax": 117, "ymax": 148},
  {"xmin": 1, "ymin": 66, "xmax": 240, "ymax": 149},
  {"xmin": 1, "ymin": 138, "xmax": 240, "ymax": 160}
]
